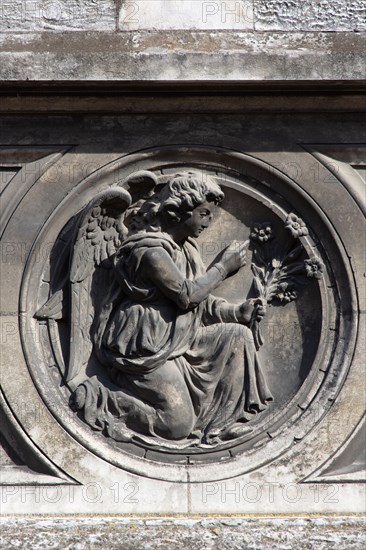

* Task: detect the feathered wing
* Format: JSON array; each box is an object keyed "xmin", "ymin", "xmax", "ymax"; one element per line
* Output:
[
  {"xmin": 67, "ymin": 188, "xmax": 132, "ymax": 384},
  {"xmin": 68, "ymin": 171, "xmax": 160, "ymax": 384},
  {"xmin": 35, "ymin": 170, "xmax": 160, "ymax": 386}
]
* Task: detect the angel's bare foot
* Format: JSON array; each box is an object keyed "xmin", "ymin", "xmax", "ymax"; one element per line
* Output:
[
  {"xmin": 222, "ymin": 423, "xmax": 253, "ymax": 440},
  {"xmin": 109, "ymin": 423, "xmax": 133, "ymax": 443},
  {"xmin": 72, "ymin": 385, "xmax": 87, "ymax": 409}
]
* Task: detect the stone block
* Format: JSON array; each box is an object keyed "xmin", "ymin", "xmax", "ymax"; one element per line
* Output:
[
  {"xmin": 119, "ymin": 0, "xmax": 253, "ymax": 30},
  {"xmin": 254, "ymin": 0, "xmax": 366, "ymax": 31},
  {"xmin": 1, "ymin": 517, "xmax": 366, "ymax": 548},
  {"xmin": 0, "ymin": 0, "xmax": 116, "ymax": 31}
]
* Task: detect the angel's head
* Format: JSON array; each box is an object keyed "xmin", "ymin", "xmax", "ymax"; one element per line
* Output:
[{"xmin": 129, "ymin": 171, "xmax": 224, "ymax": 240}]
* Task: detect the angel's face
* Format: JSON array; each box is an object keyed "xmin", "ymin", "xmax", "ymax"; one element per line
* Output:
[{"xmin": 179, "ymin": 200, "xmax": 216, "ymax": 239}]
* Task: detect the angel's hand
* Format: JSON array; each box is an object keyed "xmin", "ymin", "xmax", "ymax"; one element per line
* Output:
[
  {"xmin": 235, "ymin": 298, "xmax": 266, "ymax": 325},
  {"xmin": 214, "ymin": 240, "xmax": 249, "ymax": 276}
]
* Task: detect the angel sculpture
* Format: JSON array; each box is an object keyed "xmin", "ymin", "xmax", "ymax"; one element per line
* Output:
[{"xmin": 37, "ymin": 170, "xmax": 273, "ymax": 448}]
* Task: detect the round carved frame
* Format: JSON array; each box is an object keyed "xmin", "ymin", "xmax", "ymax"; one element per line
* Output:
[{"xmin": 14, "ymin": 146, "xmax": 360, "ymax": 482}]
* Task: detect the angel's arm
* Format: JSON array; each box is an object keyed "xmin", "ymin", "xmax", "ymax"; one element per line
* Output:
[
  {"xmin": 142, "ymin": 248, "xmax": 228, "ymax": 310},
  {"xmin": 202, "ymin": 296, "xmax": 265, "ymax": 326},
  {"xmin": 202, "ymin": 295, "xmax": 240, "ymax": 324}
]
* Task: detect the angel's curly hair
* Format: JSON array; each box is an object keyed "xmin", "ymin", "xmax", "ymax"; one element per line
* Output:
[{"xmin": 129, "ymin": 171, "xmax": 224, "ymax": 232}]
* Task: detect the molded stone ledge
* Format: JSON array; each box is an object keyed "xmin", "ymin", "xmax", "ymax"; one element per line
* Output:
[
  {"xmin": 1, "ymin": 91, "xmax": 366, "ymax": 114},
  {"xmin": 0, "ymin": 31, "xmax": 365, "ymax": 81}
]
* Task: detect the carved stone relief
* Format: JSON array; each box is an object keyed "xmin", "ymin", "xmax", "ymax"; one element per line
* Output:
[
  {"xmin": 9, "ymin": 143, "xmax": 354, "ymax": 480},
  {"xmin": 34, "ymin": 168, "xmax": 326, "ymax": 453},
  {"xmin": 1, "ymin": 139, "xmax": 363, "ymax": 493}
]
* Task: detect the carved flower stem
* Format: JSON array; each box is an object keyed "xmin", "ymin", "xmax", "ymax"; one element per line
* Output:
[
  {"xmin": 250, "ymin": 317, "xmax": 264, "ymax": 350},
  {"xmin": 248, "ymin": 214, "xmax": 324, "ymax": 351}
]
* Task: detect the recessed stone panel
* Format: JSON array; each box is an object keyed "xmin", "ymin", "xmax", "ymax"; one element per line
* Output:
[{"xmin": 0, "ymin": 111, "xmax": 365, "ymax": 515}]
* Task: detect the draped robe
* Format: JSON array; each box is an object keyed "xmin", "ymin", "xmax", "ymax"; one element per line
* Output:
[{"xmin": 80, "ymin": 231, "xmax": 273, "ymax": 447}]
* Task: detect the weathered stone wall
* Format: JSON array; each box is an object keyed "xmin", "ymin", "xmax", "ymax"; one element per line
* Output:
[
  {"xmin": 0, "ymin": 0, "xmax": 365, "ymax": 527},
  {"xmin": 1, "ymin": 1, "xmax": 365, "ymax": 32},
  {"xmin": 0, "ymin": 0, "xmax": 365, "ymax": 81}
]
